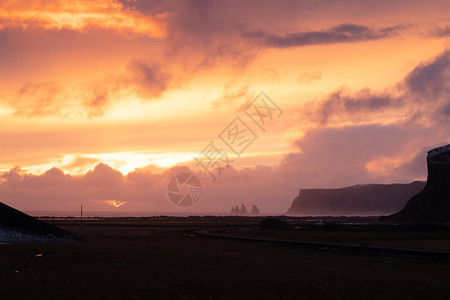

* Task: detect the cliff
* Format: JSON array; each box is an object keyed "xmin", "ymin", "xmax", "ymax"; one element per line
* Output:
[
  {"xmin": 287, "ymin": 182, "xmax": 425, "ymax": 216},
  {"xmin": 384, "ymin": 144, "xmax": 450, "ymax": 222}
]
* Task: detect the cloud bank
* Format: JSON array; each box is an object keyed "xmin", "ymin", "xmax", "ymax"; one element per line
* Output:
[{"xmin": 245, "ymin": 24, "xmax": 405, "ymax": 48}]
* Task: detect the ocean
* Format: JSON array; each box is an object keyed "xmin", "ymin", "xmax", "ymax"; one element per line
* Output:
[{"xmin": 25, "ymin": 211, "xmax": 246, "ymax": 218}]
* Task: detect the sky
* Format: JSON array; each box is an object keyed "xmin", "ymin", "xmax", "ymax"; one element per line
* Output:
[{"xmin": 0, "ymin": 0, "xmax": 449, "ymax": 214}]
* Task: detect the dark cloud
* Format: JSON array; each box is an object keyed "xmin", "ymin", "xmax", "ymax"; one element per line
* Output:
[
  {"xmin": 0, "ymin": 132, "xmax": 447, "ymax": 213},
  {"xmin": 81, "ymin": 84, "xmax": 113, "ymax": 117},
  {"xmin": 1, "ymin": 166, "xmax": 69, "ymax": 189},
  {"xmin": 279, "ymin": 123, "xmax": 445, "ymax": 187},
  {"xmin": 302, "ymin": 49, "xmax": 450, "ymax": 125},
  {"xmin": 127, "ymin": 60, "xmax": 171, "ymax": 99},
  {"xmin": 430, "ymin": 25, "xmax": 450, "ymax": 38},
  {"xmin": 134, "ymin": 0, "xmax": 259, "ymax": 70},
  {"xmin": 305, "ymin": 87, "xmax": 400, "ymax": 124},
  {"xmin": 245, "ymin": 24, "xmax": 404, "ymax": 48},
  {"xmin": 290, "ymin": 124, "xmax": 419, "ymax": 167},
  {"xmin": 0, "ymin": 166, "xmax": 22, "ymax": 187},
  {"xmin": 195, "ymin": 42, "xmax": 257, "ymax": 70},
  {"xmin": 281, "ymin": 50, "xmax": 450, "ymax": 188},
  {"xmin": 0, "ymin": 163, "xmax": 297, "ymax": 213},
  {"xmin": 404, "ymin": 50, "xmax": 450, "ymax": 99},
  {"xmin": 22, "ymin": 167, "xmax": 68, "ymax": 189},
  {"xmin": 393, "ymin": 145, "xmax": 432, "ymax": 179},
  {"xmin": 82, "ymin": 163, "xmax": 124, "ymax": 187}
]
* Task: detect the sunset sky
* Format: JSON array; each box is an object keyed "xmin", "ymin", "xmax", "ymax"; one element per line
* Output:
[{"xmin": 1, "ymin": 0, "xmax": 449, "ymax": 214}]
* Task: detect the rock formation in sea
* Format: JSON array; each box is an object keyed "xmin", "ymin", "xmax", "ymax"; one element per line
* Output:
[
  {"xmin": 251, "ymin": 204, "xmax": 260, "ymax": 215},
  {"xmin": 383, "ymin": 144, "xmax": 450, "ymax": 222},
  {"xmin": 287, "ymin": 182, "xmax": 425, "ymax": 216},
  {"xmin": 240, "ymin": 203, "xmax": 247, "ymax": 214},
  {"xmin": 231, "ymin": 203, "xmax": 260, "ymax": 215},
  {"xmin": 231, "ymin": 205, "xmax": 240, "ymax": 214}
]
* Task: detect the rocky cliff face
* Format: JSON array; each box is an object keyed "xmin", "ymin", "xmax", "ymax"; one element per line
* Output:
[
  {"xmin": 287, "ymin": 182, "xmax": 425, "ymax": 216},
  {"xmin": 385, "ymin": 144, "xmax": 450, "ymax": 222}
]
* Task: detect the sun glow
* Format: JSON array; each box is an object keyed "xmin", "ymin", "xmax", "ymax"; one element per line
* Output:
[{"xmin": 104, "ymin": 200, "xmax": 126, "ymax": 208}]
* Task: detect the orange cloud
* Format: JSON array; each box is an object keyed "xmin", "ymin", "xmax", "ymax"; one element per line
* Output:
[
  {"xmin": 0, "ymin": 0, "xmax": 168, "ymax": 37},
  {"xmin": 11, "ymin": 81, "xmax": 65, "ymax": 117},
  {"xmin": 7, "ymin": 59, "xmax": 172, "ymax": 118}
]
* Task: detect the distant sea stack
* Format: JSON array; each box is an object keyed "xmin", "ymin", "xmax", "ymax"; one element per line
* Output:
[
  {"xmin": 287, "ymin": 182, "xmax": 425, "ymax": 216},
  {"xmin": 231, "ymin": 203, "xmax": 260, "ymax": 215},
  {"xmin": 251, "ymin": 204, "xmax": 260, "ymax": 215},
  {"xmin": 384, "ymin": 144, "xmax": 450, "ymax": 222}
]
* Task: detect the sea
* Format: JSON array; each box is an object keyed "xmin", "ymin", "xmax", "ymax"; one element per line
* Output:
[{"xmin": 24, "ymin": 211, "xmax": 283, "ymax": 218}]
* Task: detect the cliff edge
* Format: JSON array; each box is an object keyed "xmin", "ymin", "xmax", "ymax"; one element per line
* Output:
[{"xmin": 384, "ymin": 144, "xmax": 450, "ymax": 222}]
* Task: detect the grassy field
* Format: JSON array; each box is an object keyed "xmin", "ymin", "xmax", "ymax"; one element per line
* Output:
[{"xmin": 1, "ymin": 217, "xmax": 450, "ymax": 299}]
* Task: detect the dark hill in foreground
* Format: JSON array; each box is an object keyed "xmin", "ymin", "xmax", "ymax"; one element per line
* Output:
[
  {"xmin": 287, "ymin": 182, "xmax": 425, "ymax": 216},
  {"xmin": 0, "ymin": 202, "xmax": 76, "ymax": 241},
  {"xmin": 384, "ymin": 144, "xmax": 450, "ymax": 222}
]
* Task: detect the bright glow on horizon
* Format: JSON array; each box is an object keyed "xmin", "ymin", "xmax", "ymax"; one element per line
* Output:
[{"xmin": 104, "ymin": 200, "xmax": 126, "ymax": 207}]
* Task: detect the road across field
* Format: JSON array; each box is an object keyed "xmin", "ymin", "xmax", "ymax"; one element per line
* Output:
[{"xmin": 195, "ymin": 227, "xmax": 450, "ymax": 257}]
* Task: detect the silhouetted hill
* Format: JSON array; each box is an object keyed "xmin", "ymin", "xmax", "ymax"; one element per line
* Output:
[
  {"xmin": 0, "ymin": 202, "xmax": 76, "ymax": 241},
  {"xmin": 287, "ymin": 182, "xmax": 425, "ymax": 216},
  {"xmin": 384, "ymin": 144, "xmax": 450, "ymax": 222}
]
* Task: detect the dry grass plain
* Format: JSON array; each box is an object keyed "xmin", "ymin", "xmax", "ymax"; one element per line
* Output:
[{"xmin": 1, "ymin": 217, "xmax": 450, "ymax": 299}]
